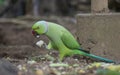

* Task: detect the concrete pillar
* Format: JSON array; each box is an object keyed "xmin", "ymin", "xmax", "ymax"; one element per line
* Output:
[{"xmin": 91, "ymin": 0, "xmax": 109, "ymax": 13}]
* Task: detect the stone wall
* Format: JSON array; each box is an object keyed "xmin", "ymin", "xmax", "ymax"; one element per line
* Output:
[{"xmin": 76, "ymin": 13, "xmax": 120, "ymax": 62}]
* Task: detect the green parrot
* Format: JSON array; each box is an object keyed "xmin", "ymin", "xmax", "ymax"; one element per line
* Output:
[{"xmin": 32, "ymin": 20, "xmax": 115, "ymax": 63}]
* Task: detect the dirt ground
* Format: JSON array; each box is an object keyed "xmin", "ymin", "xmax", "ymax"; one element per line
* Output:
[{"xmin": 0, "ymin": 16, "xmax": 119, "ymax": 75}]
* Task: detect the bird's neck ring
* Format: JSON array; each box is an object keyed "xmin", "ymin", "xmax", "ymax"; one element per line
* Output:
[{"xmin": 40, "ymin": 21, "xmax": 48, "ymax": 34}]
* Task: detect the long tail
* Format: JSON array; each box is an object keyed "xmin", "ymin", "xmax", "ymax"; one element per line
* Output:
[
  {"xmin": 73, "ymin": 50, "xmax": 115, "ymax": 63},
  {"xmin": 86, "ymin": 53, "xmax": 115, "ymax": 63}
]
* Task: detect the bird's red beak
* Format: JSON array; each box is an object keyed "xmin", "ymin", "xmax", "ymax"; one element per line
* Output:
[{"xmin": 32, "ymin": 30, "xmax": 40, "ymax": 38}]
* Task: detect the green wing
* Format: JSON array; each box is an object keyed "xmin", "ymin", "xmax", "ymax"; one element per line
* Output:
[
  {"xmin": 61, "ymin": 30, "xmax": 80, "ymax": 49},
  {"xmin": 47, "ymin": 41, "xmax": 58, "ymax": 50}
]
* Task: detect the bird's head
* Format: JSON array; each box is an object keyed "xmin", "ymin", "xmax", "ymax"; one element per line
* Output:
[{"xmin": 32, "ymin": 21, "xmax": 48, "ymax": 38}]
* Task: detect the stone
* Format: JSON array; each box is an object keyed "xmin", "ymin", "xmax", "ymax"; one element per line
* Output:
[{"xmin": 76, "ymin": 13, "xmax": 120, "ymax": 62}]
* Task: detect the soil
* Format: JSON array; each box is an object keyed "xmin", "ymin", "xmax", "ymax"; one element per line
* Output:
[{"xmin": 0, "ymin": 16, "xmax": 119, "ymax": 75}]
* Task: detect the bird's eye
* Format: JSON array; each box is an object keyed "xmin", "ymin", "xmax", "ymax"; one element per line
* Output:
[{"xmin": 34, "ymin": 27, "xmax": 39, "ymax": 30}]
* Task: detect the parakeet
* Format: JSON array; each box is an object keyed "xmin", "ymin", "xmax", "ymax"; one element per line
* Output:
[{"xmin": 32, "ymin": 20, "xmax": 115, "ymax": 63}]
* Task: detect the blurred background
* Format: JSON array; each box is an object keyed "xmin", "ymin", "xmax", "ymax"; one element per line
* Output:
[
  {"xmin": 0, "ymin": 0, "xmax": 120, "ymax": 60},
  {"xmin": 0, "ymin": 0, "xmax": 120, "ymax": 18},
  {"xmin": 0, "ymin": 0, "xmax": 120, "ymax": 75}
]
